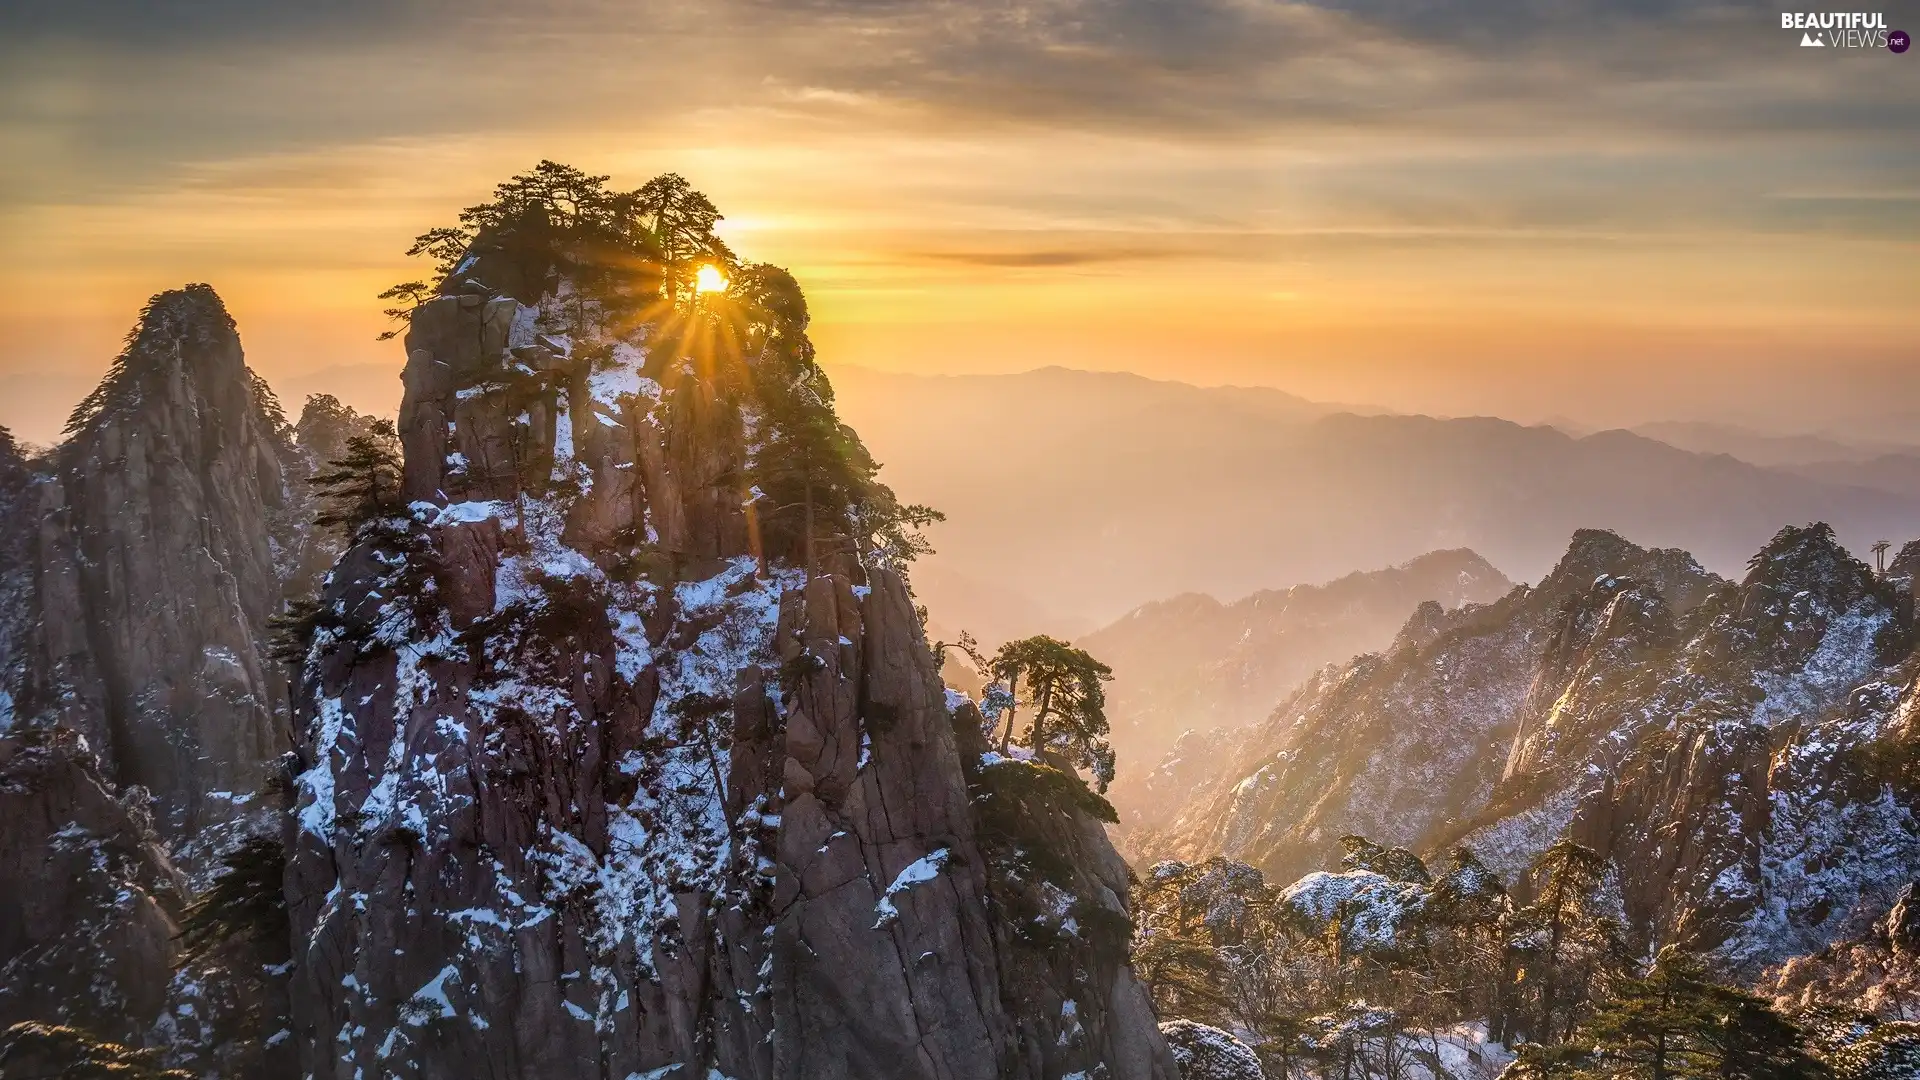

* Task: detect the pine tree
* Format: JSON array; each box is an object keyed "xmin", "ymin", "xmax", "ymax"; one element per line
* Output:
[
  {"xmin": 670, "ymin": 691, "xmax": 735, "ymax": 821},
  {"xmin": 1575, "ymin": 949, "xmax": 1828, "ymax": 1080},
  {"xmin": 986, "ymin": 635, "xmax": 1116, "ymax": 791},
  {"xmin": 177, "ymin": 836, "xmax": 290, "ymax": 964},
  {"xmin": 310, "ymin": 419, "xmax": 404, "ymax": 534},
  {"xmin": 754, "ymin": 392, "xmax": 869, "ymax": 573},
  {"xmin": 1527, "ymin": 837, "xmax": 1610, "ymax": 1042},
  {"xmin": 633, "ymin": 172, "xmax": 734, "ymax": 301}
]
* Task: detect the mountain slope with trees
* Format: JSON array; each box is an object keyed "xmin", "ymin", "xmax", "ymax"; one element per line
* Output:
[{"xmin": 1132, "ymin": 524, "xmax": 1920, "ymax": 1074}]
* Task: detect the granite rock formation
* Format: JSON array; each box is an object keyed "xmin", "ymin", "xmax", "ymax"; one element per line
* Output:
[
  {"xmin": 0, "ymin": 725, "xmax": 185, "ymax": 1044},
  {"xmin": 0, "ymin": 287, "xmax": 337, "ymax": 1073},
  {"xmin": 23, "ymin": 285, "xmax": 303, "ymax": 869},
  {"xmin": 282, "ymin": 228, "xmax": 1177, "ymax": 1079}
]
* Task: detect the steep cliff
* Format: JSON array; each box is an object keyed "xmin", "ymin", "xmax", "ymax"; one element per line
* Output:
[
  {"xmin": 24, "ymin": 285, "xmax": 304, "ymax": 870},
  {"xmin": 282, "ymin": 188, "xmax": 1175, "ymax": 1079},
  {"xmin": 0, "ymin": 428, "xmax": 34, "ymax": 734},
  {"xmin": 1142, "ymin": 523, "xmax": 1920, "ymax": 970}
]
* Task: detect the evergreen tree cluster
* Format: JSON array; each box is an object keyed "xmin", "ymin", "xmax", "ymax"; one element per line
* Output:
[
  {"xmin": 1132, "ymin": 838, "xmax": 1837, "ymax": 1079},
  {"xmin": 309, "ymin": 418, "xmax": 404, "ymax": 535},
  {"xmin": 176, "ymin": 836, "xmax": 290, "ymax": 966}
]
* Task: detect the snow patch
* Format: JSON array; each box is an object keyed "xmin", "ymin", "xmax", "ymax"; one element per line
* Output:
[{"xmin": 874, "ymin": 848, "xmax": 951, "ymax": 929}]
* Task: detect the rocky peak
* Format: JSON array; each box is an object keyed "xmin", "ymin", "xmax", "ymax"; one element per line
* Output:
[
  {"xmin": 286, "ymin": 393, "xmax": 380, "ymax": 593},
  {"xmin": 62, "ymin": 286, "xmax": 250, "ymax": 432},
  {"xmin": 1535, "ymin": 528, "xmax": 1718, "ymax": 613},
  {"xmin": 282, "ymin": 173, "xmax": 1173, "ymax": 1080},
  {"xmin": 1387, "ymin": 599, "xmax": 1451, "ymax": 652},
  {"xmin": 1744, "ymin": 522, "xmax": 1879, "ymax": 601},
  {"xmin": 1726, "ymin": 522, "xmax": 1907, "ymax": 674},
  {"xmin": 293, "ymin": 393, "xmax": 378, "ymax": 474},
  {"xmin": 0, "ymin": 289, "xmax": 326, "ymax": 1074},
  {"xmin": 26, "ymin": 284, "xmax": 300, "ymax": 866}
]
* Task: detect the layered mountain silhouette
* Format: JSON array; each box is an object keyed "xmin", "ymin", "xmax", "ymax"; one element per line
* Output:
[
  {"xmin": 831, "ymin": 368, "xmax": 1920, "ymax": 636},
  {"xmin": 1078, "ymin": 549, "xmax": 1512, "ymax": 835}
]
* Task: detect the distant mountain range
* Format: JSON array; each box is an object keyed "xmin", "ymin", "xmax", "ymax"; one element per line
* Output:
[
  {"xmin": 830, "ymin": 366, "xmax": 1920, "ymax": 638},
  {"xmin": 1626, "ymin": 420, "xmax": 1914, "ymax": 467}
]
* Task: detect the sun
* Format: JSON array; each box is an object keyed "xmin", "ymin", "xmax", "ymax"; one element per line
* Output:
[{"xmin": 694, "ymin": 264, "xmax": 728, "ymax": 294}]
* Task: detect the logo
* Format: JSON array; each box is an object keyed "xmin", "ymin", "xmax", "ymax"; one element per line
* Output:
[{"xmin": 1781, "ymin": 11, "xmax": 1895, "ymax": 47}]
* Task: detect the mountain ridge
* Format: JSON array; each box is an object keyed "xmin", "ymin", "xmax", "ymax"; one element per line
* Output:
[
  {"xmin": 1078, "ymin": 548, "xmax": 1514, "ymax": 837},
  {"xmin": 831, "ymin": 368, "xmax": 1920, "ymax": 633},
  {"xmin": 1135, "ymin": 522, "xmax": 1920, "ymax": 982}
]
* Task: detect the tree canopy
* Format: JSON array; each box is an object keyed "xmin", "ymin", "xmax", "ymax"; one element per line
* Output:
[{"xmin": 376, "ymin": 162, "xmax": 939, "ymax": 580}]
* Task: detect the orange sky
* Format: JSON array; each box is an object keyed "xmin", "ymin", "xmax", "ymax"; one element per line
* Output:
[{"xmin": 1, "ymin": 0, "xmax": 1915, "ymax": 444}]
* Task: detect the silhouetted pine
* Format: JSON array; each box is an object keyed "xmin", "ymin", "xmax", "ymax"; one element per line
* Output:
[
  {"xmin": 311, "ymin": 419, "xmax": 404, "ymax": 534},
  {"xmin": 1573, "ymin": 949, "xmax": 1828, "ymax": 1079},
  {"xmin": 177, "ymin": 836, "xmax": 290, "ymax": 965}
]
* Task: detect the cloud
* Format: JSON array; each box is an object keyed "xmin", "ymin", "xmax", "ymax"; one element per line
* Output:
[
  {"xmin": 1, "ymin": 0, "xmax": 1913, "ymax": 439},
  {"xmin": 913, "ymin": 246, "xmax": 1183, "ymax": 268}
]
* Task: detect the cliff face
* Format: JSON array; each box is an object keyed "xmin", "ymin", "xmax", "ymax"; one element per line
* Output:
[
  {"xmin": 25, "ymin": 285, "xmax": 303, "ymax": 868},
  {"xmin": 0, "ymin": 287, "xmax": 329, "ymax": 1076},
  {"xmin": 284, "ymin": 237, "xmax": 1175, "ymax": 1079},
  {"xmin": 0, "ymin": 429, "xmax": 34, "ymax": 734},
  {"xmin": 0, "ymin": 726, "xmax": 185, "ymax": 1045},
  {"xmin": 1143, "ymin": 524, "xmax": 1920, "ymax": 970}
]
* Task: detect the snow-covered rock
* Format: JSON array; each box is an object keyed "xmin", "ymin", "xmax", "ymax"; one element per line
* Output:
[
  {"xmin": 283, "ymin": 222, "xmax": 1179, "ymax": 1080},
  {"xmin": 1159, "ymin": 1019, "xmax": 1264, "ymax": 1079}
]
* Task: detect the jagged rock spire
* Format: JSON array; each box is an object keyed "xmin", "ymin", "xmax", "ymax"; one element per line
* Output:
[{"xmin": 28, "ymin": 284, "xmax": 301, "ymax": 865}]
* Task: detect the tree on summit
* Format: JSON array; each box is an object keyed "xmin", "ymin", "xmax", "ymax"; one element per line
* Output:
[
  {"xmin": 377, "ymin": 160, "xmax": 738, "ymax": 336},
  {"xmin": 633, "ymin": 172, "xmax": 734, "ymax": 301}
]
